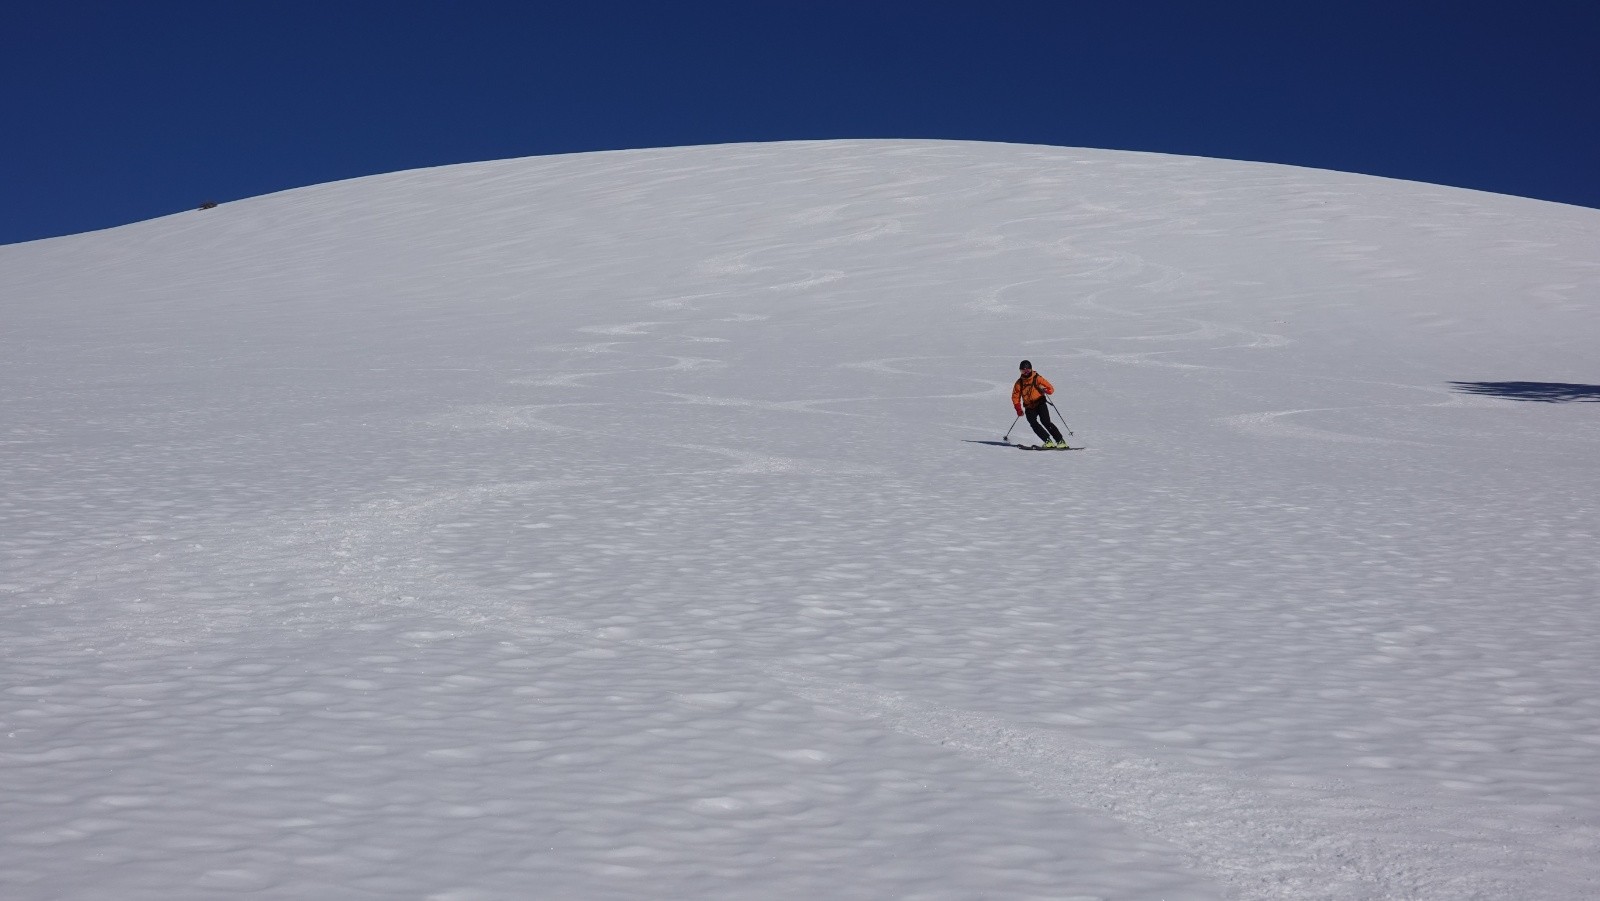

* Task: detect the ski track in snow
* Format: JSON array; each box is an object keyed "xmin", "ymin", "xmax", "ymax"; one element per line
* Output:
[
  {"xmin": 6, "ymin": 140, "xmax": 1600, "ymax": 900},
  {"xmin": 85, "ymin": 448, "xmax": 1586, "ymax": 901},
  {"xmin": 210, "ymin": 475, "xmax": 1587, "ymax": 901}
]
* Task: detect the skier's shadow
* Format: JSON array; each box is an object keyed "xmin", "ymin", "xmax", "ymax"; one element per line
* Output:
[
  {"xmin": 964, "ymin": 440, "xmax": 1020, "ymax": 448},
  {"xmin": 1449, "ymin": 381, "xmax": 1600, "ymax": 403}
]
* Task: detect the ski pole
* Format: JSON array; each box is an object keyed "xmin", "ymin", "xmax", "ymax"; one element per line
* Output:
[
  {"xmin": 1002, "ymin": 415, "xmax": 1021, "ymax": 442},
  {"xmin": 1046, "ymin": 397, "xmax": 1073, "ymax": 436}
]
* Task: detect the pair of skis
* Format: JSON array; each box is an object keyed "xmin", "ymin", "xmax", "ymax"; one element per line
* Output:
[{"xmin": 1004, "ymin": 399, "xmax": 1077, "ymax": 451}]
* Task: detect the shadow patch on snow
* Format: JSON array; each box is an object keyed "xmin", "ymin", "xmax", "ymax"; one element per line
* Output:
[{"xmin": 1449, "ymin": 381, "xmax": 1600, "ymax": 403}]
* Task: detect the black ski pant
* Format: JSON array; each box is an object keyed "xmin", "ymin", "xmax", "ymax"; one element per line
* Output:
[{"xmin": 1025, "ymin": 401, "xmax": 1064, "ymax": 444}]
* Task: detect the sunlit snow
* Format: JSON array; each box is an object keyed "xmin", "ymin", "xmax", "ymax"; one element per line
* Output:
[{"xmin": 3, "ymin": 141, "xmax": 1598, "ymax": 900}]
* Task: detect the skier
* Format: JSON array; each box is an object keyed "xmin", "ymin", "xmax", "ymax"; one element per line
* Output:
[{"xmin": 1012, "ymin": 359, "xmax": 1067, "ymax": 448}]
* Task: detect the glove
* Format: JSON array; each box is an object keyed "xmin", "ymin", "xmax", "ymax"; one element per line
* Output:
[{"xmin": 1014, "ymin": 405, "xmax": 1024, "ymax": 417}]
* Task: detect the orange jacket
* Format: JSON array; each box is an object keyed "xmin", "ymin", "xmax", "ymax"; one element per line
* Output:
[{"xmin": 1012, "ymin": 371, "xmax": 1054, "ymax": 409}]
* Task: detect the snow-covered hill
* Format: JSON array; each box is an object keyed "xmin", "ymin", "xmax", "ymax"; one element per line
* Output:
[{"xmin": 3, "ymin": 141, "xmax": 1598, "ymax": 900}]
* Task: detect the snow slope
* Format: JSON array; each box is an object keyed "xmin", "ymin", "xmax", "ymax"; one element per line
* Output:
[{"xmin": 3, "ymin": 140, "xmax": 1598, "ymax": 900}]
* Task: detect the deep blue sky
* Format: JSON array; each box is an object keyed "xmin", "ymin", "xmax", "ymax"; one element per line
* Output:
[{"xmin": 4, "ymin": 1, "xmax": 1596, "ymax": 245}]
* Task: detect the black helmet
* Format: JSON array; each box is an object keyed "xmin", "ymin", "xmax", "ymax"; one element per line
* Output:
[{"xmin": 1018, "ymin": 359, "xmax": 1033, "ymax": 371}]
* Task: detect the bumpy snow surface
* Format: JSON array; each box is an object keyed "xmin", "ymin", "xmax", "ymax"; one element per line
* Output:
[{"xmin": 4, "ymin": 141, "xmax": 1599, "ymax": 900}]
